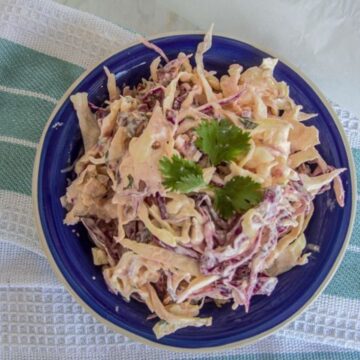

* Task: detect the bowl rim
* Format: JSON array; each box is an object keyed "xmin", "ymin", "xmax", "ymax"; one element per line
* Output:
[{"xmin": 32, "ymin": 30, "xmax": 357, "ymax": 352}]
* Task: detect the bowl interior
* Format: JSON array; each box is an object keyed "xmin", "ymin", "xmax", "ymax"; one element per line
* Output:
[{"xmin": 37, "ymin": 34, "xmax": 353, "ymax": 349}]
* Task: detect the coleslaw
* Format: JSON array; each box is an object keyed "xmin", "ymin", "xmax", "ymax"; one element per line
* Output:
[{"xmin": 61, "ymin": 27, "xmax": 346, "ymax": 339}]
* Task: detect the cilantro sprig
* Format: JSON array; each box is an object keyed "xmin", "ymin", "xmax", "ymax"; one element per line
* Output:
[
  {"xmin": 159, "ymin": 155, "xmax": 206, "ymax": 193},
  {"xmin": 158, "ymin": 118, "xmax": 262, "ymax": 219},
  {"xmin": 195, "ymin": 119, "xmax": 251, "ymax": 166},
  {"xmin": 214, "ymin": 176, "xmax": 263, "ymax": 219},
  {"xmin": 159, "ymin": 155, "xmax": 263, "ymax": 219}
]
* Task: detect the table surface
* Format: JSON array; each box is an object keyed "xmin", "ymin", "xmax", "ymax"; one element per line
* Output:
[
  {"xmin": 55, "ymin": 0, "xmax": 360, "ymax": 120},
  {"xmin": 56, "ymin": 0, "xmax": 200, "ymax": 35}
]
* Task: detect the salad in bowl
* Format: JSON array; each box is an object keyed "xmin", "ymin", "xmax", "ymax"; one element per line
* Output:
[{"xmin": 60, "ymin": 27, "xmax": 346, "ymax": 339}]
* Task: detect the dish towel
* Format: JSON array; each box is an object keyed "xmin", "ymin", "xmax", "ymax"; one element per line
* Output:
[{"xmin": 0, "ymin": 1, "xmax": 359, "ymax": 359}]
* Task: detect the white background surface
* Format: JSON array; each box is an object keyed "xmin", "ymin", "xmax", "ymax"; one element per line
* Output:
[{"xmin": 56, "ymin": 0, "xmax": 360, "ymax": 119}]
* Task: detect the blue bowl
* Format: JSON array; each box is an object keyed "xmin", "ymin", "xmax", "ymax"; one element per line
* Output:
[{"xmin": 33, "ymin": 33, "xmax": 356, "ymax": 351}]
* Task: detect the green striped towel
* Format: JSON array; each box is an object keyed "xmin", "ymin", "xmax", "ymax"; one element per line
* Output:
[{"xmin": 1, "ymin": 1, "xmax": 359, "ymax": 359}]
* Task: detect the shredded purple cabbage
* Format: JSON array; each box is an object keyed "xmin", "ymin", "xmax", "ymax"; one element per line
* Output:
[{"xmin": 155, "ymin": 192, "xmax": 168, "ymax": 220}]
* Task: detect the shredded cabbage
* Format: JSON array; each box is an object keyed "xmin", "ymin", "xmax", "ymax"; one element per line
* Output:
[{"xmin": 63, "ymin": 27, "xmax": 347, "ymax": 338}]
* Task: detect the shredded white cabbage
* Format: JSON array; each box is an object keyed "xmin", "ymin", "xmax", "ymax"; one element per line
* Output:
[
  {"xmin": 104, "ymin": 66, "xmax": 120, "ymax": 101},
  {"xmin": 70, "ymin": 93, "xmax": 100, "ymax": 152}
]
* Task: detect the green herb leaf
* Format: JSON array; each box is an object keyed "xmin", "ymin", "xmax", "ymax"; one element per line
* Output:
[
  {"xmin": 214, "ymin": 176, "xmax": 263, "ymax": 219},
  {"xmin": 239, "ymin": 117, "xmax": 258, "ymax": 130},
  {"xmin": 159, "ymin": 155, "xmax": 206, "ymax": 193},
  {"xmin": 124, "ymin": 175, "xmax": 134, "ymax": 190},
  {"xmin": 195, "ymin": 119, "xmax": 251, "ymax": 166}
]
